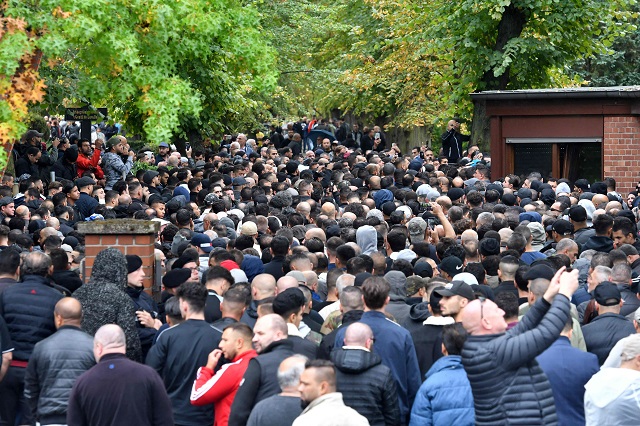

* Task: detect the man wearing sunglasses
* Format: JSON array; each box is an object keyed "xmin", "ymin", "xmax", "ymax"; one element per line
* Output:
[{"xmin": 460, "ymin": 267, "xmax": 579, "ymax": 425}]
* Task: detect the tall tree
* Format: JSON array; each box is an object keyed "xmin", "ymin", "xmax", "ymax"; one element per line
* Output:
[
  {"xmin": 8, "ymin": 0, "xmax": 276, "ymax": 150},
  {"xmin": 302, "ymin": 0, "xmax": 635, "ymax": 150}
]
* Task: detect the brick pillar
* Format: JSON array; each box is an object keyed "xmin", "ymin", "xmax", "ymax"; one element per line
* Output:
[
  {"xmin": 78, "ymin": 220, "xmax": 159, "ymax": 297},
  {"xmin": 603, "ymin": 116, "xmax": 640, "ymax": 194}
]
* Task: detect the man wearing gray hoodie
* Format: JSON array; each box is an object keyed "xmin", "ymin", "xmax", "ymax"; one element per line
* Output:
[
  {"xmin": 356, "ymin": 225, "xmax": 378, "ymax": 256},
  {"xmin": 384, "ymin": 271, "xmax": 411, "ymax": 326}
]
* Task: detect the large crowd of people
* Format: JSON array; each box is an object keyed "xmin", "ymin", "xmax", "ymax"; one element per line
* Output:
[{"xmin": 1, "ymin": 115, "xmax": 640, "ymax": 425}]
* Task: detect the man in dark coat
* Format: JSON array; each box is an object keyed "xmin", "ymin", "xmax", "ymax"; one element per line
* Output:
[
  {"xmin": 460, "ymin": 267, "xmax": 579, "ymax": 425},
  {"xmin": 0, "ymin": 251, "xmax": 64, "ymax": 425},
  {"xmin": 24, "ymin": 298, "xmax": 95, "ymax": 425},
  {"xmin": 67, "ymin": 324, "xmax": 173, "ymax": 426},
  {"xmin": 536, "ymin": 317, "xmax": 599, "ymax": 425},
  {"xmin": 582, "ymin": 282, "xmax": 636, "ymax": 365},
  {"xmin": 229, "ymin": 314, "xmax": 294, "ymax": 426},
  {"xmin": 146, "ymin": 281, "xmax": 221, "ymax": 426},
  {"xmin": 263, "ymin": 236, "xmax": 289, "ymax": 281},
  {"xmin": 125, "ymin": 255, "xmax": 161, "ymax": 361},
  {"xmin": 331, "ymin": 322, "xmax": 400, "ymax": 426},
  {"xmin": 441, "ymin": 118, "xmax": 470, "ymax": 163}
]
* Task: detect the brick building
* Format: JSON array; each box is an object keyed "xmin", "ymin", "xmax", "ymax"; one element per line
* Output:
[{"xmin": 472, "ymin": 86, "xmax": 640, "ymax": 194}]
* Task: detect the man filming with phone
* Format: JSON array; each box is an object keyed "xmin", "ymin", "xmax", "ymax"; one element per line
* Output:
[{"xmin": 441, "ymin": 118, "xmax": 470, "ymax": 163}]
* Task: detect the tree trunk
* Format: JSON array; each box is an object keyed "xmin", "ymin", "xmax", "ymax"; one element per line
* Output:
[
  {"xmin": 473, "ymin": 5, "xmax": 528, "ymax": 152},
  {"xmin": 471, "ymin": 99, "xmax": 491, "ymax": 152}
]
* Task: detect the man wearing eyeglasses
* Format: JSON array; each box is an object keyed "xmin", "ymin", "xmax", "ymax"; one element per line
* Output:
[{"xmin": 460, "ymin": 267, "xmax": 579, "ymax": 425}]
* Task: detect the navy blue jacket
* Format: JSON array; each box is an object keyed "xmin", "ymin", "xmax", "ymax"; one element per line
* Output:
[
  {"xmin": 75, "ymin": 192, "xmax": 99, "ymax": 220},
  {"xmin": 536, "ymin": 336, "xmax": 599, "ymax": 425},
  {"xmin": 336, "ymin": 310, "xmax": 421, "ymax": 424},
  {"xmin": 582, "ymin": 312, "xmax": 636, "ymax": 365},
  {"xmin": 0, "ymin": 275, "xmax": 64, "ymax": 361}
]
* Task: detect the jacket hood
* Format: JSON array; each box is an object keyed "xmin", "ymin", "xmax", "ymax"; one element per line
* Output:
[
  {"xmin": 585, "ymin": 368, "xmax": 640, "ymax": 407},
  {"xmin": 241, "ymin": 255, "xmax": 264, "ymax": 282},
  {"xmin": 331, "ymin": 347, "xmax": 382, "ymax": 373},
  {"xmin": 373, "ymin": 189, "xmax": 393, "ymax": 209},
  {"xmin": 425, "ymin": 355, "xmax": 463, "ymax": 380},
  {"xmin": 585, "ymin": 236, "xmax": 614, "ymax": 252},
  {"xmin": 89, "ymin": 248, "xmax": 128, "ymax": 290},
  {"xmin": 384, "ymin": 271, "xmax": 407, "ymax": 300},
  {"xmin": 408, "ymin": 301, "xmax": 431, "ymax": 322},
  {"xmin": 356, "ymin": 225, "xmax": 377, "ymax": 256}
]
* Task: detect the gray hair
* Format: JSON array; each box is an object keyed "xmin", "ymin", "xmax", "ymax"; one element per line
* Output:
[
  {"xmin": 621, "ymin": 334, "xmax": 640, "ymax": 361},
  {"xmin": 336, "ymin": 274, "xmax": 355, "ymax": 295},
  {"xmin": 556, "ymin": 238, "xmax": 578, "ymax": 253},
  {"xmin": 277, "ymin": 355, "xmax": 308, "ymax": 389},
  {"xmin": 611, "ymin": 263, "xmax": 632, "ymax": 284},
  {"xmin": 21, "ymin": 251, "xmax": 51, "ymax": 277},
  {"xmin": 592, "ymin": 265, "xmax": 612, "ymax": 285}
]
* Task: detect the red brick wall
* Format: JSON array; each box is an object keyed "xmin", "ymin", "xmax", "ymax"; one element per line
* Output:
[
  {"xmin": 603, "ymin": 116, "xmax": 640, "ymax": 195},
  {"xmin": 78, "ymin": 221, "xmax": 158, "ymax": 295}
]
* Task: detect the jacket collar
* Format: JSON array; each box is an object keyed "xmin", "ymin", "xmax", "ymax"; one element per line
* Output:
[{"xmin": 301, "ymin": 392, "xmax": 344, "ymax": 414}]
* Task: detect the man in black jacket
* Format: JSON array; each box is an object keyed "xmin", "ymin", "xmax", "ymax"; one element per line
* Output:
[
  {"xmin": 67, "ymin": 324, "xmax": 173, "ymax": 426},
  {"xmin": 263, "ymin": 236, "xmax": 289, "ymax": 281},
  {"xmin": 332, "ymin": 322, "xmax": 400, "ymax": 426},
  {"xmin": 0, "ymin": 251, "xmax": 64, "ymax": 425},
  {"xmin": 461, "ymin": 267, "xmax": 579, "ymax": 425},
  {"xmin": 125, "ymin": 255, "xmax": 161, "ymax": 361},
  {"xmin": 229, "ymin": 314, "xmax": 295, "ymax": 426},
  {"xmin": 582, "ymin": 282, "xmax": 636, "ymax": 365},
  {"xmin": 441, "ymin": 118, "xmax": 470, "ymax": 163},
  {"xmin": 146, "ymin": 281, "xmax": 221, "ymax": 426},
  {"xmin": 272, "ymin": 288, "xmax": 318, "ymax": 360},
  {"xmin": 25, "ymin": 298, "xmax": 95, "ymax": 425}
]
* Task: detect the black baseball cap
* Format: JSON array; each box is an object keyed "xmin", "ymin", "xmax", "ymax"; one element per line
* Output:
[
  {"xmin": 594, "ymin": 282, "xmax": 621, "ymax": 306},
  {"xmin": 434, "ymin": 281, "xmax": 475, "ymax": 301}
]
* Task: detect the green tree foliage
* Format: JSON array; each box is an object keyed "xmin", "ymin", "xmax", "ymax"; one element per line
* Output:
[
  {"xmin": 292, "ymin": 0, "xmax": 635, "ymax": 148},
  {"xmin": 8, "ymin": 0, "xmax": 277, "ymax": 149},
  {"xmin": 571, "ymin": 5, "xmax": 640, "ymax": 87}
]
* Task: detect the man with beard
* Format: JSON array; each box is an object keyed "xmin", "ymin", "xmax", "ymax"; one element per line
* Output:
[
  {"xmin": 76, "ymin": 138, "xmax": 104, "ymax": 179},
  {"xmin": 294, "ymin": 359, "xmax": 368, "ymax": 426}
]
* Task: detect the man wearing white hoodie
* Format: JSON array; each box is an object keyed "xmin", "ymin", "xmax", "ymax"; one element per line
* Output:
[{"xmin": 584, "ymin": 333, "xmax": 640, "ymax": 425}]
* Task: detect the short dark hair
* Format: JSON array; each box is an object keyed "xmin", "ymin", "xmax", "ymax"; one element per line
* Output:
[
  {"xmin": 613, "ymin": 217, "xmax": 637, "ymax": 238},
  {"xmin": 49, "ymin": 248, "xmax": 69, "ymax": 271},
  {"xmin": 0, "ymin": 247, "xmax": 20, "ymax": 275},
  {"xmin": 336, "ymin": 245, "xmax": 356, "ymax": 264},
  {"xmin": 495, "ymin": 292, "xmax": 519, "ymax": 319},
  {"xmin": 205, "ymin": 266, "xmax": 234, "ymax": 287},
  {"xmin": 175, "ymin": 281, "xmax": 208, "ymax": 313},
  {"xmin": 270, "ymin": 236, "xmax": 290, "ymax": 256},
  {"xmin": 593, "ymin": 213, "xmax": 614, "ymax": 235},
  {"xmin": 304, "ymin": 359, "xmax": 336, "ymax": 389},
  {"xmin": 223, "ymin": 322, "xmax": 253, "ymax": 341},
  {"xmin": 387, "ymin": 232, "xmax": 406, "ymax": 253},
  {"xmin": 361, "ymin": 276, "xmax": 390, "ymax": 310},
  {"xmin": 442, "ymin": 323, "xmax": 467, "ymax": 356},
  {"xmin": 164, "ymin": 296, "xmax": 183, "ymax": 323}
]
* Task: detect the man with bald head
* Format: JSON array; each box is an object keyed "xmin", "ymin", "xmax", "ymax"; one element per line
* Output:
[
  {"xmin": 461, "ymin": 267, "xmax": 580, "ymax": 425},
  {"xmin": 331, "ymin": 322, "xmax": 400, "ymax": 426},
  {"xmin": 25, "ymin": 298, "xmax": 95, "ymax": 425},
  {"xmin": 229, "ymin": 314, "xmax": 294, "ymax": 426},
  {"xmin": 247, "ymin": 355, "xmax": 306, "ymax": 426},
  {"xmin": 321, "ymin": 202, "xmax": 337, "ymax": 220},
  {"xmin": 241, "ymin": 273, "xmax": 277, "ymax": 328},
  {"xmin": 67, "ymin": 324, "xmax": 173, "ymax": 426}
]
